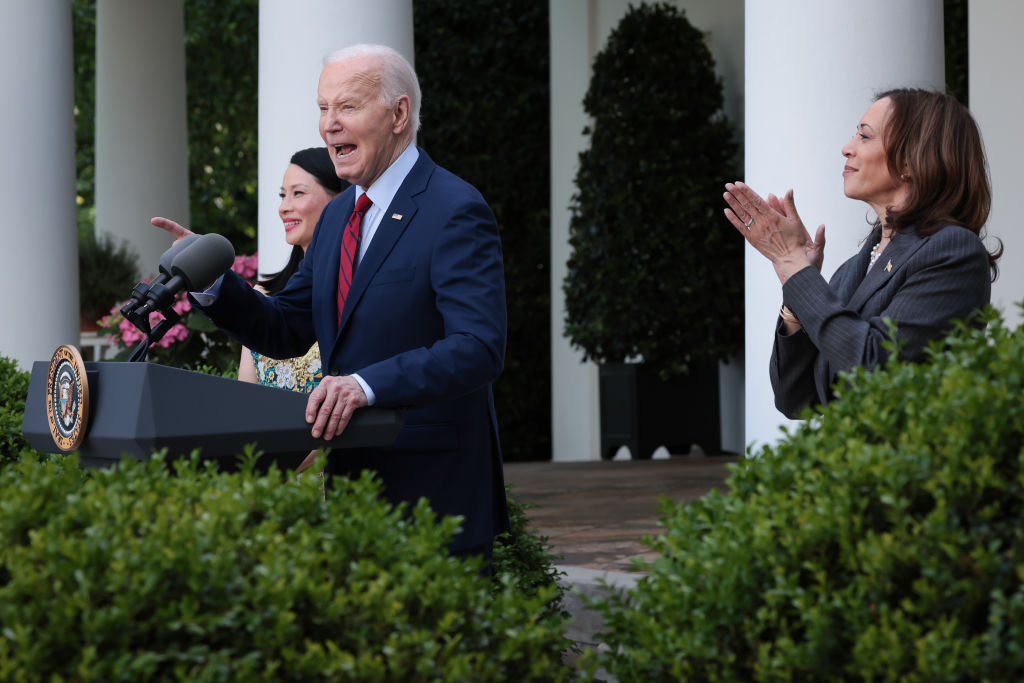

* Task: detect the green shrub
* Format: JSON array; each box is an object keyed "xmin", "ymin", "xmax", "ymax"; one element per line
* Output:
[
  {"xmin": 78, "ymin": 230, "xmax": 139, "ymax": 328},
  {"xmin": 0, "ymin": 355, "xmax": 32, "ymax": 467},
  {"xmin": 0, "ymin": 452, "xmax": 573, "ymax": 681},
  {"xmin": 494, "ymin": 487, "xmax": 568, "ymax": 627},
  {"xmin": 589, "ymin": 308, "xmax": 1024, "ymax": 680}
]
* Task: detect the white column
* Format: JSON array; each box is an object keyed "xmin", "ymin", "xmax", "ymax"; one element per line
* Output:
[
  {"xmin": 549, "ymin": 0, "xmax": 601, "ymax": 461},
  {"xmin": 744, "ymin": 0, "xmax": 944, "ymax": 452},
  {"xmin": 0, "ymin": 1, "xmax": 78, "ymax": 370},
  {"xmin": 970, "ymin": 1, "xmax": 1024, "ymax": 329},
  {"xmin": 257, "ymin": 0, "xmax": 414, "ymax": 276},
  {"xmin": 95, "ymin": 0, "xmax": 189, "ymax": 275}
]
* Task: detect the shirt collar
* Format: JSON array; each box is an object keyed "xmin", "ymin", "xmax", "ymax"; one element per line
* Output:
[{"xmin": 356, "ymin": 143, "xmax": 419, "ymax": 211}]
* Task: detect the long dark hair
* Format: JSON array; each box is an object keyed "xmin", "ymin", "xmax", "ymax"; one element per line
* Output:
[
  {"xmin": 259, "ymin": 147, "xmax": 346, "ymax": 296},
  {"xmin": 877, "ymin": 88, "xmax": 1002, "ymax": 278},
  {"xmin": 259, "ymin": 245, "xmax": 305, "ymax": 296}
]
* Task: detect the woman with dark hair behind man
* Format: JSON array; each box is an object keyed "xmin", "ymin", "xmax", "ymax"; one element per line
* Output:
[
  {"xmin": 237, "ymin": 147, "xmax": 346, "ymax": 392},
  {"xmin": 724, "ymin": 88, "xmax": 1002, "ymax": 418}
]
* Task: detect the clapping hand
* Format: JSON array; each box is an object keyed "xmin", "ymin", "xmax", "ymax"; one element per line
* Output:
[{"xmin": 723, "ymin": 182, "xmax": 825, "ymax": 282}]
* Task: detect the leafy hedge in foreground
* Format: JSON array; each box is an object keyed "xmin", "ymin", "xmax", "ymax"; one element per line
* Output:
[
  {"xmin": 591, "ymin": 309, "xmax": 1024, "ymax": 681},
  {"xmin": 0, "ymin": 453, "xmax": 573, "ymax": 681},
  {"xmin": 0, "ymin": 355, "xmax": 32, "ymax": 468}
]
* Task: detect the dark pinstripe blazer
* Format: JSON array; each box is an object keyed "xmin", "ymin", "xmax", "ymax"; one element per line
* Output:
[{"xmin": 770, "ymin": 223, "xmax": 991, "ymax": 418}]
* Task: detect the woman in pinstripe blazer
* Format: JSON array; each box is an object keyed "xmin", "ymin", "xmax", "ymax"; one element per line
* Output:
[{"xmin": 724, "ymin": 88, "xmax": 1001, "ymax": 418}]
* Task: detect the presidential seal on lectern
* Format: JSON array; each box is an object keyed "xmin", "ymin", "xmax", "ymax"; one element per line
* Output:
[{"xmin": 45, "ymin": 345, "xmax": 90, "ymax": 452}]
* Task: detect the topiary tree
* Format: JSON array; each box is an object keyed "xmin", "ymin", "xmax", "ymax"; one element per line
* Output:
[
  {"xmin": 563, "ymin": 2, "xmax": 742, "ymax": 378},
  {"xmin": 588, "ymin": 307, "xmax": 1024, "ymax": 680}
]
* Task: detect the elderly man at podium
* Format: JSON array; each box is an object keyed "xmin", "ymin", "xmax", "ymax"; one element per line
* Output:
[{"xmin": 153, "ymin": 44, "xmax": 509, "ymax": 562}]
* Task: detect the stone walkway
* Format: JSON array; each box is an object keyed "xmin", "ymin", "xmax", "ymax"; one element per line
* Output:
[
  {"xmin": 503, "ymin": 455, "xmax": 738, "ymax": 573},
  {"xmin": 503, "ymin": 455, "xmax": 739, "ymax": 661}
]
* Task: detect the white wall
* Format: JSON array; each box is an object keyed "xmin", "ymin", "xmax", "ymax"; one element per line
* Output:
[{"xmin": 970, "ymin": 0, "xmax": 1024, "ymax": 329}]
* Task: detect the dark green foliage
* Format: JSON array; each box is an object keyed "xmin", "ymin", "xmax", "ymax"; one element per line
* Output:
[
  {"xmin": 414, "ymin": 0, "xmax": 552, "ymax": 461},
  {"xmin": 183, "ymin": 0, "xmax": 259, "ymax": 253},
  {"xmin": 944, "ymin": 0, "xmax": 968, "ymax": 105},
  {"xmin": 589, "ymin": 308, "xmax": 1024, "ymax": 680},
  {"xmin": 0, "ymin": 452, "xmax": 573, "ymax": 681},
  {"xmin": 493, "ymin": 486, "xmax": 568, "ymax": 627},
  {"xmin": 0, "ymin": 356, "xmax": 32, "ymax": 467},
  {"xmin": 564, "ymin": 2, "xmax": 742, "ymax": 377},
  {"xmin": 73, "ymin": 0, "xmax": 97, "ymax": 238},
  {"xmin": 78, "ymin": 230, "xmax": 139, "ymax": 326}
]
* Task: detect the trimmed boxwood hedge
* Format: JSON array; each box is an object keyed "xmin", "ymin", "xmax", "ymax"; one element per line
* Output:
[
  {"xmin": 0, "ymin": 452, "xmax": 573, "ymax": 681},
  {"xmin": 589, "ymin": 308, "xmax": 1024, "ymax": 680},
  {"xmin": 0, "ymin": 355, "xmax": 32, "ymax": 468}
]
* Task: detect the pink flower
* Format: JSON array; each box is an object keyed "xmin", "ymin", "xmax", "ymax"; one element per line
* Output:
[
  {"xmin": 106, "ymin": 292, "xmax": 193, "ymax": 349},
  {"xmin": 116, "ymin": 314, "xmax": 144, "ymax": 346},
  {"xmin": 151, "ymin": 320, "xmax": 189, "ymax": 348},
  {"xmin": 231, "ymin": 253, "xmax": 259, "ymax": 281}
]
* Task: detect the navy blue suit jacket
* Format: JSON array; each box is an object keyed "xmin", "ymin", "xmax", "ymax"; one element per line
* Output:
[
  {"xmin": 770, "ymin": 223, "xmax": 991, "ymax": 418},
  {"xmin": 198, "ymin": 149, "xmax": 509, "ymax": 550}
]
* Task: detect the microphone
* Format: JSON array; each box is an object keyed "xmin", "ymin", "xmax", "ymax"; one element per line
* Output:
[
  {"xmin": 136, "ymin": 233, "xmax": 236, "ymax": 316},
  {"xmin": 121, "ymin": 234, "xmax": 201, "ymax": 316}
]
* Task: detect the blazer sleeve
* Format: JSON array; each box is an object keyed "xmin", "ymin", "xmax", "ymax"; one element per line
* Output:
[
  {"xmin": 190, "ymin": 223, "xmax": 321, "ymax": 360},
  {"xmin": 356, "ymin": 196, "xmax": 508, "ymax": 407},
  {"xmin": 769, "ymin": 319, "xmax": 822, "ymax": 418},
  {"xmin": 775, "ymin": 225, "xmax": 990, "ymax": 417}
]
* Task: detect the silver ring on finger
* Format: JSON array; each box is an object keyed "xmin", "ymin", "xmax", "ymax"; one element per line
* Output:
[{"xmin": 745, "ymin": 216, "xmax": 754, "ymax": 228}]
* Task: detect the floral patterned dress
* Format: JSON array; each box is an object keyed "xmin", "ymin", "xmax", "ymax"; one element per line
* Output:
[{"xmin": 250, "ymin": 343, "xmax": 322, "ymax": 394}]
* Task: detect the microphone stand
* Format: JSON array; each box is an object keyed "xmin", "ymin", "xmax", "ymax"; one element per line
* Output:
[{"xmin": 123, "ymin": 302, "xmax": 183, "ymax": 363}]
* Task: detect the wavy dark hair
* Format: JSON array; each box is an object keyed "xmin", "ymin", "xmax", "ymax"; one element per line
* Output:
[
  {"xmin": 260, "ymin": 148, "xmax": 347, "ymax": 295},
  {"xmin": 877, "ymin": 88, "xmax": 1002, "ymax": 279}
]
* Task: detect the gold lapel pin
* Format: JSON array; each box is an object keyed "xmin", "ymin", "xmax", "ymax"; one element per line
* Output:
[
  {"xmin": 885, "ymin": 260, "xmax": 893, "ymax": 272},
  {"xmin": 391, "ymin": 213, "xmax": 403, "ymax": 220}
]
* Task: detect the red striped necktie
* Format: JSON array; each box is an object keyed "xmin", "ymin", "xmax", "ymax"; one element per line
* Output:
[{"xmin": 337, "ymin": 193, "xmax": 372, "ymax": 324}]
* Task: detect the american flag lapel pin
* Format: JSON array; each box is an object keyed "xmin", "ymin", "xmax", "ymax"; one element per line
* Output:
[
  {"xmin": 391, "ymin": 213, "xmax": 403, "ymax": 221},
  {"xmin": 885, "ymin": 260, "xmax": 893, "ymax": 272}
]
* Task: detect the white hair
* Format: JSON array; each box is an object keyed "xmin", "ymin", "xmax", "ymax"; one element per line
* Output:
[{"xmin": 324, "ymin": 44, "xmax": 422, "ymax": 134}]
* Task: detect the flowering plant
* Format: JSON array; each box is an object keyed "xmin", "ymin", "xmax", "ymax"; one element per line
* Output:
[{"xmin": 98, "ymin": 253, "xmax": 259, "ymax": 374}]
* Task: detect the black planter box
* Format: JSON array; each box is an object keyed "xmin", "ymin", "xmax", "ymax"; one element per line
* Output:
[{"xmin": 599, "ymin": 362, "xmax": 721, "ymax": 459}]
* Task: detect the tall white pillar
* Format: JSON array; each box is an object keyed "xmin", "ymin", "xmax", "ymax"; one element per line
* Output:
[
  {"xmin": 548, "ymin": 1, "xmax": 601, "ymax": 462},
  {"xmin": 970, "ymin": 1, "xmax": 1024, "ymax": 329},
  {"xmin": 0, "ymin": 2, "xmax": 78, "ymax": 370},
  {"xmin": 744, "ymin": 0, "xmax": 944, "ymax": 452},
  {"xmin": 257, "ymin": 0, "xmax": 414, "ymax": 276},
  {"xmin": 95, "ymin": 0, "xmax": 189, "ymax": 275}
]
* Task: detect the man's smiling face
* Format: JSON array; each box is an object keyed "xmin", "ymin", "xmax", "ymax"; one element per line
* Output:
[{"xmin": 317, "ymin": 56, "xmax": 410, "ymax": 189}]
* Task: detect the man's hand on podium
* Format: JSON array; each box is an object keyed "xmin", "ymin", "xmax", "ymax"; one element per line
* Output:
[{"xmin": 307, "ymin": 375, "xmax": 368, "ymax": 440}]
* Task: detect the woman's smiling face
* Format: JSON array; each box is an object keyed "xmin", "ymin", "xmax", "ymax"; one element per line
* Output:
[
  {"xmin": 279, "ymin": 163, "xmax": 332, "ymax": 251},
  {"xmin": 841, "ymin": 97, "xmax": 908, "ymax": 219}
]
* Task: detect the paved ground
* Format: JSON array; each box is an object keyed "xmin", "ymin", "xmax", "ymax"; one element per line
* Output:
[{"xmin": 503, "ymin": 455, "xmax": 738, "ymax": 573}]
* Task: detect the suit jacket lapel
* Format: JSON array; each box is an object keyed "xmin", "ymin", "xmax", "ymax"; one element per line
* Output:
[
  {"xmin": 847, "ymin": 229, "xmax": 927, "ymax": 312},
  {"xmin": 335, "ymin": 150, "xmax": 433, "ymax": 339}
]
